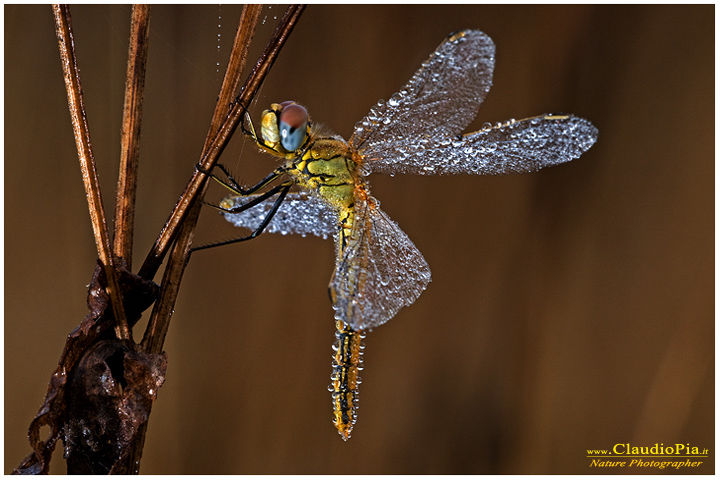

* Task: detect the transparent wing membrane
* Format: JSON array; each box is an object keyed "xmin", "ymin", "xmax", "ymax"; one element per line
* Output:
[
  {"xmin": 351, "ymin": 30, "xmax": 495, "ymax": 154},
  {"xmin": 221, "ymin": 193, "xmax": 338, "ymax": 239},
  {"xmin": 360, "ymin": 114, "xmax": 598, "ymax": 176},
  {"xmin": 222, "ymin": 190, "xmax": 430, "ymax": 331},
  {"xmin": 220, "ymin": 29, "xmax": 597, "ymax": 337},
  {"xmin": 330, "ymin": 194, "xmax": 431, "ymax": 331}
]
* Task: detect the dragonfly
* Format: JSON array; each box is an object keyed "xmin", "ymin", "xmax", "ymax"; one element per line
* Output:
[{"xmin": 205, "ymin": 29, "xmax": 598, "ymax": 440}]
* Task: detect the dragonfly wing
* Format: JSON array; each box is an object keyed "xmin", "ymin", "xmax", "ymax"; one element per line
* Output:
[
  {"xmin": 330, "ymin": 193, "xmax": 431, "ymax": 331},
  {"xmin": 361, "ymin": 114, "xmax": 598, "ymax": 176},
  {"xmin": 221, "ymin": 192, "xmax": 339, "ymax": 239},
  {"xmin": 350, "ymin": 30, "xmax": 495, "ymax": 155}
]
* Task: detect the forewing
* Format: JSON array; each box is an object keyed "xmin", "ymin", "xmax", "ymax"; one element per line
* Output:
[
  {"xmin": 361, "ymin": 114, "xmax": 598, "ymax": 176},
  {"xmin": 221, "ymin": 192, "xmax": 338, "ymax": 239},
  {"xmin": 350, "ymin": 30, "xmax": 495, "ymax": 155},
  {"xmin": 330, "ymin": 194, "xmax": 431, "ymax": 331}
]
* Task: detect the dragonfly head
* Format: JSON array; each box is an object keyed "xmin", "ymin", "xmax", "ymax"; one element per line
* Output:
[{"xmin": 260, "ymin": 101, "xmax": 311, "ymax": 154}]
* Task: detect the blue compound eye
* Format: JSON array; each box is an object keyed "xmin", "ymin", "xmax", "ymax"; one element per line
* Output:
[{"xmin": 278, "ymin": 103, "xmax": 309, "ymax": 151}]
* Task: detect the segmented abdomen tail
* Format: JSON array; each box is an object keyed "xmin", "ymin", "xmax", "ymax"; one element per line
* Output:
[{"xmin": 329, "ymin": 320, "xmax": 365, "ymax": 440}]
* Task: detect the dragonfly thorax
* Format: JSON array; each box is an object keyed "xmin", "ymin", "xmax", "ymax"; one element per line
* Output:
[{"xmin": 289, "ymin": 137, "xmax": 358, "ymax": 212}]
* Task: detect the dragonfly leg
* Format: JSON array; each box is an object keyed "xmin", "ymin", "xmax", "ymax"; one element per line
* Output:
[
  {"xmin": 238, "ymin": 102, "xmax": 254, "ymax": 137},
  {"xmin": 191, "ymin": 181, "xmax": 292, "ymax": 252},
  {"xmin": 197, "ymin": 162, "xmax": 290, "ymax": 197}
]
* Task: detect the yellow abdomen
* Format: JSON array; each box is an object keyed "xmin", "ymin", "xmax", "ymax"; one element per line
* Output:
[{"xmin": 330, "ymin": 319, "xmax": 364, "ymax": 440}]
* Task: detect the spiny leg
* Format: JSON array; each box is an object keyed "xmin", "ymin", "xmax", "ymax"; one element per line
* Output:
[
  {"xmin": 191, "ymin": 180, "xmax": 292, "ymax": 252},
  {"xmin": 197, "ymin": 161, "xmax": 290, "ymax": 197}
]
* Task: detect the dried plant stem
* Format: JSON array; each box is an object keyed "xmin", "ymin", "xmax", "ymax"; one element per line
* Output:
[
  {"xmin": 137, "ymin": 4, "xmax": 306, "ymax": 281},
  {"xmin": 114, "ymin": 5, "xmax": 151, "ymax": 268},
  {"xmin": 204, "ymin": 5, "xmax": 263, "ymax": 152},
  {"xmin": 114, "ymin": 204, "xmax": 201, "ymax": 473},
  {"xmin": 18, "ymin": 6, "xmax": 305, "ymax": 473},
  {"xmin": 132, "ymin": 5, "xmax": 272, "ymax": 470},
  {"xmin": 140, "ymin": 4, "xmax": 263, "ymax": 354},
  {"xmin": 53, "ymin": 4, "xmax": 131, "ymax": 343}
]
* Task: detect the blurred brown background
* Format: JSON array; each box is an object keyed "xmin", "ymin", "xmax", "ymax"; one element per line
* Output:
[{"xmin": 5, "ymin": 4, "xmax": 713, "ymax": 474}]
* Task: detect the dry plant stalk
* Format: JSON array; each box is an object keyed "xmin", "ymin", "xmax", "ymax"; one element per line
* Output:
[
  {"xmin": 14, "ymin": 4, "xmax": 305, "ymax": 474},
  {"xmin": 137, "ymin": 4, "xmax": 306, "ymax": 280},
  {"xmin": 52, "ymin": 4, "xmax": 131, "ymax": 343},
  {"xmin": 141, "ymin": 4, "xmax": 265, "ymax": 354},
  {"xmin": 113, "ymin": 5, "xmax": 151, "ymax": 268}
]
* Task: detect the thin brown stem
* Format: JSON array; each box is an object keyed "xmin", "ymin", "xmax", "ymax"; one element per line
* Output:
[
  {"xmin": 140, "ymin": 4, "xmax": 263, "ymax": 352},
  {"xmin": 234, "ymin": 5, "xmax": 306, "ymax": 115},
  {"xmin": 142, "ymin": 199, "xmax": 201, "ymax": 354},
  {"xmin": 53, "ymin": 4, "xmax": 131, "ymax": 343},
  {"xmin": 137, "ymin": 4, "xmax": 306, "ymax": 281},
  {"xmin": 118, "ymin": 200, "xmax": 200, "ymax": 473},
  {"xmin": 18, "ymin": 6, "xmax": 306, "ymax": 474},
  {"xmin": 114, "ymin": 4, "xmax": 151, "ymax": 269},
  {"xmin": 204, "ymin": 5, "xmax": 263, "ymax": 152},
  {"xmin": 130, "ymin": 7, "xmax": 270, "ymax": 470}
]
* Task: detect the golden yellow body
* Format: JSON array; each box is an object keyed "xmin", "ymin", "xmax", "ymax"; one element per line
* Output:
[
  {"xmin": 289, "ymin": 139, "xmax": 358, "ymax": 257},
  {"xmin": 218, "ymin": 30, "xmax": 597, "ymax": 443},
  {"xmin": 330, "ymin": 320, "xmax": 365, "ymax": 439},
  {"xmin": 253, "ymin": 102, "xmax": 368, "ymax": 439}
]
